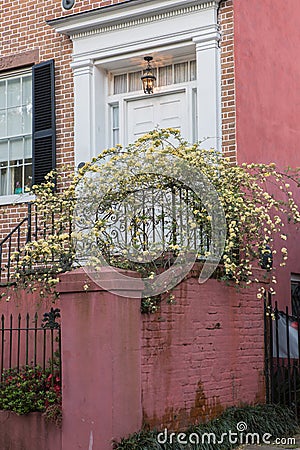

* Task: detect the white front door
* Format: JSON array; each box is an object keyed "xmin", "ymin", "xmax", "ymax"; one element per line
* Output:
[{"xmin": 127, "ymin": 91, "xmax": 187, "ymax": 143}]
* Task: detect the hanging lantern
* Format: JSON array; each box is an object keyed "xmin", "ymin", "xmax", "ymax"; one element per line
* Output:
[{"xmin": 141, "ymin": 56, "xmax": 156, "ymax": 94}]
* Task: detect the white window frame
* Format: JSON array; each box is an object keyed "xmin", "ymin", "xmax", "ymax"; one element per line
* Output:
[{"xmin": 0, "ymin": 68, "xmax": 34, "ymax": 205}]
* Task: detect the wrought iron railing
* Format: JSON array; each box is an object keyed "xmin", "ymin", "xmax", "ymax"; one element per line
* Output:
[
  {"xmin": 0, "ymin": 216, "xmax": 30, "ymax": 286},
  {"xmin": 94, "ymin": 184, "xmax": 213, "ymax": 267},
  {"xmin": 0, "ymin": 183, "xmax": 216, "ymax": 285},
  {"xmin": 265, "ymin": 292, "xmax": 300, "ymax": 417},
  {"xmin": 0, "ymin": 309, "xmax": 61, "ymax": 383},
  {"xmin": 0, "ymin": 202, "xmax": 72, "ymax": 285}
]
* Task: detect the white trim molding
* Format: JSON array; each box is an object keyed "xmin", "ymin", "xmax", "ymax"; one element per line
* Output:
[
  {"xmin": 48, "ymin": 0, "xmax": 220, "ymax": 38},
  {"xmin": 49, "ymin": 0, "xmax": 222, "ymax": 165}
]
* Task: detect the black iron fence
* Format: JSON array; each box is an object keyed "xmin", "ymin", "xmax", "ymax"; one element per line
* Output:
[
  {"xmin": 0, "ymin": 202, "xmax": 73, "ymax": 286},
  {"xmin": 0, "ymin": 184, "xmax": 216, "ymax": 285},
  {"xmin": 264, "ymin": 292, "xmax": 300, "ymax": 416},
  {"xmin": 96, "ymin": 185, "xmax": 212, "ymax": 257},
  {"xmin": 0, "ymin": 308, "xmax": 61, "ymax": 383}
]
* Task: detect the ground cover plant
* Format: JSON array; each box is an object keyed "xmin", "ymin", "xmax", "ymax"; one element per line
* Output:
[{"xmin": 114, "ymin": 404, "xmax": 298, "ymax": 449}]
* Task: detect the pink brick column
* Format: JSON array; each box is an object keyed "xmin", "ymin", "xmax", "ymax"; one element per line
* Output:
[{"xmin": 58, "ymin": 268, "xmax": 143, "ymax": 450}]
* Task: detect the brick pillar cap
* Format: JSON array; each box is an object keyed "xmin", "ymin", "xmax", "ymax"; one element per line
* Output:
[{"xmin": 58, "ymin": 267, "xmax": 144, "ymax": 294}]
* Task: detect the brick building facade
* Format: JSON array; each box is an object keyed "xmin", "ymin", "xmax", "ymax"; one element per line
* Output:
[
  {"xmin": 0, "ymin": 0, "xmax": 299, "ymax": 316},
  {"xmin": 0, "ymin": 1, "xmax": 300, "ymax": 448},
  {"xmin": 0, "ymin": 0, "xmax": 234, "ymax": 209},
  {"xmin": 0, "ymin": 0, "xmax": 299, "ymax": 308}
]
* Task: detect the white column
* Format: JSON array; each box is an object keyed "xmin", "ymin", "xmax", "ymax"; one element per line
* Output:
[
  {"xmin": 193, "ymin": 25, "xmax": 221, "ymax": 152},
  {"xmin": 71, "ymin": 59, "xmax": 94, "ymax": 168}
]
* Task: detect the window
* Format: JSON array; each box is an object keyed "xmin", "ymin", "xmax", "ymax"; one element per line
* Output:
[
  {"xmin": 111, "ymin": 104, "xmax": 119, "ymax": 147},
  {"xmin": 291, "ymin": 274, "xmax": 300, "ymax": 316},
  {"xmin": 0, "ymin": 70, "xmax": 32, "ymax": 195},
  {"xmin": 0, "ymin": 60, "xmax": 56, "ymax": 201},
  {"xmin": 113, "ymin": 60, "xmax": 196, "ymax": 95}
]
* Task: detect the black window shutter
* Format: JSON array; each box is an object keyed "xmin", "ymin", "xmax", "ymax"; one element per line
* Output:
[{"xmin": 32, "ymin": 59, "xmax": 56, "ymax": 185}]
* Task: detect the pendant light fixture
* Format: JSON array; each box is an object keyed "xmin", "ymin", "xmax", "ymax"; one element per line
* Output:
[{"xmin": 141, "ymin": 56, "xmax": 156, "ymax": 94}]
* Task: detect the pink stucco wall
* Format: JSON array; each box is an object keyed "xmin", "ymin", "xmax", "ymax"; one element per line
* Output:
[
  {"xmin": 0, "ymin": 286, "xmax": 59, "ymax": 318},
  {"xmin": 58, "ymin": 269, "xmax": 143, "ymax": 450},
  {"xmin": 57, "ymin": 267, "xmax": 267, "ymax": 448},
  {"xmin": 0, "ymin": 267, "xmax": 268, "ymax": 449},
  {"xmin": 234, "ymin": 0, "xmax": 300, "ymax": 308},
  {"xmin": 0, "ymin": 287, "xmax": 60, "ymax": 371},
  {"xmin": 0, "ymin": 411, "xmax": 61, "ymax": 450},
  {"xmin": 0, "ymin": 287, "xmax": 60, "ymax": 374}
]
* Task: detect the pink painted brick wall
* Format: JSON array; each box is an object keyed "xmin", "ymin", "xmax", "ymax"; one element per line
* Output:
[
  {"xmin": 141, "ymin": 272, "xmax": 267, "ymax": 430},
  {"xmin": 0, "ymin": 267, "xmax": 268, "ymax": 448},
  {"xmin": 0, "ymin": 411, "xmax": 61, "ymax": 450}
]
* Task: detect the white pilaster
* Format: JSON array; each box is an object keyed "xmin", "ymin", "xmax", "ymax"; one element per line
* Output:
[
  {"xmin": 72, "ymin": 60, "xmax": 94, "ymax": 168},
  {"xmin": 193, "ymin": 25, "xmax": 221, "ymax": 151}
]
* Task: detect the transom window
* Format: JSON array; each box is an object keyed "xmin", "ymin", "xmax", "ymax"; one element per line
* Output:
[
  {"xmin": 113, "ymin": 60, "xmax": 196, "ymax": 95},
  {"xmin": 0, "ymin": 70, "xmax": 32, "ymax": 196}
]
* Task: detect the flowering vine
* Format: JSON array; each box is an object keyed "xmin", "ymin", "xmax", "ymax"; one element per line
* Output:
[{"xmin": 2, "ymin": 129, "xmax": 299, "ymax": 308}]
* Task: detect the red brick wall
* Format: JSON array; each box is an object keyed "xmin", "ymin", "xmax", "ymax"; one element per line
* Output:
[
  {"xmin": 141, "ymin": 270, "xmax": 266, "ymax": 430},
  {"xmin": 219, "ymin": 0, "xmax": 236, "ymax": 162},
  {"xmin": 0, "ymin": 0, "xmax": 235, "ymax": 241},
  {"xmin": 57, "ymin": 268, "xmax": 266, "ymax": 446}
]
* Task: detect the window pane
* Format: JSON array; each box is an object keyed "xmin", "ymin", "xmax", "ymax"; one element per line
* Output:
[
  {"xmin": 112, "ymin": 104, "xmax": 119, "ymax": 147},
  {"xmin": 0, "ymin": 110, "xmax": 6, "ymax": 138},
  {"xmin": 0, "ymin": 141, "xmax": 8, "ymax": 162},
  {"xmin": 0, "ymin": 167, "xmax": 8, "ymax": 195},
  {"xmin": 174, "ymin": 62, "xmax": 188, "ymax": 84},
  {"xmin": 7, "ymin": 78, "xmax": 21, "ymax": 107},
  {"xmin": 22, "ymin": 76, "xmax": 32, "ymax": 106},
  {"xmin": 112, "ymin": 105, "xmax": 119, "ymax": 128},
  {"xmin": 10, "ymin": 165, "xmax": 22, "ymax": 195},
  {"xmin": 190, "ymin": 60, "xmax": 196, "ymax": 81},
  {"xmin": 113, "ymin": 130, "xmax": 119, "ymax": 147},
  {"xmin": 7, "ymin": 107, "xmax": 22, "ymax": 135},
  {"xmin": 24, "ymin": 136, "xmax": 32, "ymax": 159},
  {"xmin": 0, "ymin": 81, "xmax": 6, "ymax": 109},
  {"xmin": 24, "ymin": 164, "xmax": 32, "ymax": 192},
  {"xmin": 129, "ymin": 71, "xmax": 142, "ymax": 92},
  {"xmin": 114, "ymin": 74, "xmax": 127, "ymax": 94},
  {"xmin": 0, "ymin": 70, "xmax": 32, "ymax": 196},
  {"xmin": 10, "ymin": 138, "xmax": 24, "ymax": 161},
  {"xmin": 158, "ymin": 65, "xmax": 172, "ymax": 86},
  {"xmin": 23, "ymin": 105, "xmax": 32, "ymax": 134}
]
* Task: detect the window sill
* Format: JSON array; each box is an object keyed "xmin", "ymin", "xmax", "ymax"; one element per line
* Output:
[{"xmin": 0, "ymin": 193, "xmax": 35, "ymax": 206}]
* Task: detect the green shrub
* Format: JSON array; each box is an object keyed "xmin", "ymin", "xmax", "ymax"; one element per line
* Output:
[
  {"xmin": 114, "ymin": 404, "xmax": 298, "ymax": 449},
  {"xmin": 0, "ymin": 365, "xmax": 61, "ymax": 417}
]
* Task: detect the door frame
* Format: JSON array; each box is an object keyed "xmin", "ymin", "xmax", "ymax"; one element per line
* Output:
[{"xmin": 107, "ymin": 82, "xmax": 197, "ymax": 148}]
